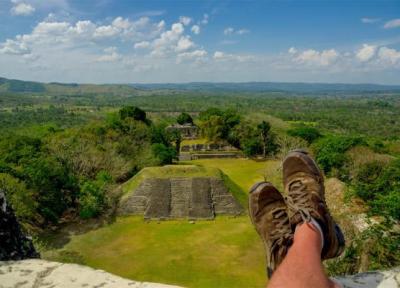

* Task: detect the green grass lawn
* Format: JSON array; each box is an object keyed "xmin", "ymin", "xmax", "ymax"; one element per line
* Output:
[
  {"xmin": 44, "ymin": 216, "xmax": 267, "ymax": 288},
  {"xmin": 43, "ymin": 158, "xmax": 284, "ymax": 287},
  {"xmin": 189, "ymin": 158, "xmax": 283, "ymax": 194}
]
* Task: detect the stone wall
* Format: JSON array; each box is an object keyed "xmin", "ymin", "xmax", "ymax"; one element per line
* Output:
[
  {"xmin": 180, "ymin": 144, "xmax": 238, "ymax": 153},
  {"xmin": 118, "ymin": 177, "xmax": 243, "ymax": 219}
]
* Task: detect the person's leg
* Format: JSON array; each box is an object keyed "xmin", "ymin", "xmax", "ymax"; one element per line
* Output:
[{"xmin": 268, "ymin": 221, "xmax": 339, "ymax": 288}]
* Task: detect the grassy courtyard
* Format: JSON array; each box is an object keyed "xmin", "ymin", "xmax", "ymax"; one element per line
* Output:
[
  {"xmin": 190, "ymin": 158, "xmax": 282, "ymax": 194},
  {"xmin": 45, "ymin": 216, "xmax": 267, "ymax": 288},
  {"xmin": 43, "ymin": 158, "xmax": 282, "ymax": 287}
]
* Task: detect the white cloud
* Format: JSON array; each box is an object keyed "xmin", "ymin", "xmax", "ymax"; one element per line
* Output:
[
  {"xmin": 94, "ymin": 25, "xmax": 119, "ymax": 38},
  {"xmin": 179, "ymin": 16, "xmax": 192, "ymax": 26},
  {"xmin": 356, "ymin": 44, "xmax": 376, "ymax": 62},
  {"xmin": 224, "ymin": 27, "xmax": 234, "ymax": 35},
  {"xmin": 96, "ymin": 47, "xmax": 121, "ymax": 62},
  {"xmin": 224, "ymin": 27, "xmax": 250, "ymax": 35},
  {"xmin": 361, "ymin": 17, "xmax": 380, "ymax": 24},
  {"xmin": 177, "ymin": 49, "xmax": 207, "ymax": 63},
  {"xmin": 213, "ymin": 51, "xmax": 225, "ymax": 60},
  {"xmin": 0, "ymin": 39, "xmax": 31, "ymax": 55},
  {"xmin": 23, "ymin": 53, "xmax": 40, "ymax": 62},
  {"xmin": 0, "ymin": 16, "xmax": 165, "ymax": 57},
  {"xmin": 237, "ymin": 29, "xmax": 250, "ymax": 35},
  {"xmin": 175, "ymin": 36, "xmax": 194, "ymax": 52},
  {"xmin": 191, "ymin": 25, "xmax": 200, "ymax": 35},
  {"xmin": 11, "ymin": 2, "xmax": 35, "ymax": 16},
  {"xmin": 213, "ymin": 51, "xmax": 255, "ymax": 62},
  {"xmin": 288, "ymin": 47, "xmax": 297, "ymax": 54},
  {"xmin": 134, "ymin": 41, "xmax": 150, "ymax": 49},
  {"xmin": 201, "ymin": 14, "xmax": 209, "ymax": 25},
  {"xmin": 384, "ymin": 19, "xmax": 400, "ymax": 29},
  {"xmin": 151, "ymin": 22, "xmax": 192, "ymax": 57},
  {"xmin": 378, "ymin": 46, "xmax": 400, "ymax": 65},
  {"xmin": 292, "ymin": 48, "xmax": 339, "ymax": 66}
]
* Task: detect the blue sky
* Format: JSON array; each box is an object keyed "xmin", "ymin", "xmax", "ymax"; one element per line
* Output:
[{"xmin": 0, "ymin": 0, "xmax": 399, "ymax": 84}]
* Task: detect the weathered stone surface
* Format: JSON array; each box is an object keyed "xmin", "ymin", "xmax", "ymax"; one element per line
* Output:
[
  {"xmin": 210, "ymin": 178, "xmax": 242, "ymax": 214},
  {"xmin": 170, "ymin": 178, "xmax": 190, "ymax": 218},
  {"xmin": 118, "ymin": 176, "xmax": 243, "ymax": 219},
  {"xmin": 0, "ymin": 260, "xmax": 398, "ymax": 288},
  {"xmin": 0, "ymin": 259, "xmax": 183, "ymax": 288},
  {"xmin": 0, "ymin": 190, "xmax": 39, "ymax": 261},
  {"xmin": 334, "ymin": 267, "xmax": 400, "ymax": 288},
  {"xmin": 144, "ymin": 179, "xmax": 171, "ymax": 219},
  {"xmin": 189, "ymin": 178, "xmax": 214, "ymax": 219}
]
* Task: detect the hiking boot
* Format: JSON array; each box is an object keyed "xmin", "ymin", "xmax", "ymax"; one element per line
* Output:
[
  {"xmin": 249, "ymin": 182, "xmax": 293, "ymax": 277},
  {"xmin": 283, "ymin": 150, "xmax": 345, "ymax": 260}
]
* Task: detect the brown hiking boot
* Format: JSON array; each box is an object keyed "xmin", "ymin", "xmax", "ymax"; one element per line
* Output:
[
  {"xmin": 249, "ymin": 182, "xmax": 293, "ymax": 277},
  {"xmin": 283, "ymin": 149, "xmax": 345, "ymax": 260}
]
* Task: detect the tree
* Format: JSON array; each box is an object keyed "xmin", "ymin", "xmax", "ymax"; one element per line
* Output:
[
  {"xmin": 242, "ymin": 138, "xmax": 262, "ymax": 157},
  {"xmin": 78, "ymin": 171, "xmax": 111, "ymax": 219},
  {"xmin": 287, "ymin": 125, "xmax": 322, "ymax": 144},
  {"xmin": 177, "ymin": 112, "xmax": 193, "ymax": 125},
  {"xmin": 119, "ymin": 106, "xmax": 146, "ymax": 122},
  {"xmin": 151, "ymin": 143, "xmax": 177, "ymax": 165},
  {"xmin": 257, "ymin": 121, "xmax": 271, "ymax": 158},
  {"xmin": 169, "ymin": 130, "xmax": 182, "ymax": 156}
]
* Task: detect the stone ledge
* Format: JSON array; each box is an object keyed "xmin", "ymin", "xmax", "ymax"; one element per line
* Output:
[
  {"xmin": 0, "ymin": 259, "xmax": 183, "ymax": 288},
  {"xmin": 334, "ymin": 267, "xmax": 400, "ymax": 288}
]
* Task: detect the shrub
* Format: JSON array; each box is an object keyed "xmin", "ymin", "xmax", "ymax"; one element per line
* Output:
[
  {"xmin": 151, "ymin": 143, "xmax": 177, "ymax": 165},
  {"xmin": 242, "ymin": 138, "xmax": 262, "ymax": 157},
  {"xmin": 312, "ymin": 136, "xmax": 365, "ymax": 174},
  {"xmin": 78, "ymin": 171, "xmax": 111, "ymax": 219},
  {"xmin": 0, "ymin": 173, "xmax": 38, "ymax": 223},
  {"xmin": 176, "ymin": 112, "xmax": 193, "ymax": 125},
  {"xmin": 354, "ymin": 159, "xmax": 400, "ymax": 220},
  {"xmin": 287, "ymin": 125, "xmax": 321, "ymax": 144},
  {"xmin": 119, "ymin": 106, "xmax": 146, "ymax": 122}
]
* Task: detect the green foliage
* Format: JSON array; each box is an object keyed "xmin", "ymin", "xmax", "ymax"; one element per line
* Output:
[
  {"xmin": 23, "ymin": 156, "xmax": 78, "ymax": 223},
  {"xmin": 151, "ymin": 143, "xmax": 177, "ymax": 165},
  {"xmin": 0, "ymin": 173, "xmax": 37, "ymax": 222},
  {"xmin": 198, "ymin": 107, "xmax": 223, "ymax": 120},
  {"xmin": 354, "ymin": 159, "xmax": 400, "ymax": 220},
  {"xmin": 176, "ymin": 112, "xmax": 193, "ymax": 125},
  {"xmin": 79, "ymin": 171, "xmax": 112, "ymax": 219},
  {"xmin": 287, "ymin": 125, "xmax": 321, "ymax": 144},
  {"xmin": 242, "ymin": 138, "xmax": 262, "ymax": 157},
  {"xmin": 257, "ymin": 121, "xmax": 278, "ymax": 158},
  {"xmin": 150, "ymin": 123, "xmax": 170, "ymax": 146},
  {"xmin": 119, "ymin": 106, "xmax": 147, "ymax": 122},
  {"xmin": 312, "ymin": 136, "xmax": 365, "ymax": 175},
  {"xmin": 326, "ymin": 222, "xmax": 400, "ymax": 275}
]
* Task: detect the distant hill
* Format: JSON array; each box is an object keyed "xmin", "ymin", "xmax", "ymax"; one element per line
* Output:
[
  {"xmin": 1, "ymin": 76, "xmax": 400, "ymax": 95},
  {"xmin": 132, "ymin": 82, "xmax": 400, "ymax": 93},
  {"xmin": 0, "ymin": 77, "xmax": 138, "ymax": 96}
]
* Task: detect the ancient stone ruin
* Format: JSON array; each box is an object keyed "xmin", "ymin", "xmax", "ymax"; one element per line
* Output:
[
  {"xmin": 166, "ymin": 123, "xmax": 198, "ymax": 139},
  {"xmin": 0, "ymin": 189, "xmax": 39, "ymax": 261},
  {"xmin": 118, "ymin": 177, "xmax": 243, "ymax": 219}
]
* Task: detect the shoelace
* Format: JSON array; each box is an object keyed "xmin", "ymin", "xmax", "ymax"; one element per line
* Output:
[
  {"xmin": 285, "ymin": 180, "xmax": 316, "ymax": 223},
  {"xmin": 269, "ymin": 207, "xmax": 293, "ymax": 266}
]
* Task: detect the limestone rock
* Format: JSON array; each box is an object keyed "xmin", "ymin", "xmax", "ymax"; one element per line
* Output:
[
  {"xmin": 334, "ymin": 267, "xmax": 400, "ymax": 288},
  {"xmin": 0, "ymin": 190, "xmax": 39, "ymax": 261},
  {"xmin": 0, "ymin": 259, "xmax": 183, "ymax": 288}
]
